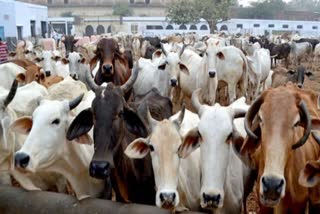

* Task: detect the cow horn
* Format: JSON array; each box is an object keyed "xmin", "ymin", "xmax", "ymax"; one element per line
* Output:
[
  {"xmin": 120, "ymin": 64, "xmax": 139, "ymax": 94},
  {"xmin": 292, "ymin": 100, "xmax": 311, "ymax": 150},
  {"xmin": 192, "ymin": 89, "xmax": 203, "ymax": 114},
  {"xmin": 3, "ymin": 80, "xmax": 18, "ymax": 108},
  {"xmin": 146, "ymin": 106, "xmax": 158, "ymax": 130},
  {"xmin": 179, "ymin": 44, "xmax": 186, "ymax": 57},
  {"xmin": 69, "ymin": 93, "xmax": 84, "ymax": 111},
  {"xmin": 175, "ymin": 104, "xmax": 185, "ymax": 127},
  {"xmin": 85, "ymin": 68, "xmax": 99, "ymax": 92},
  {"xmin": 244, "ymin": 95, "xmax": 264, "ymax": 140},
  {"xmin": 160, "ymin": 43, "xmax": 168, "ymax": 56}
]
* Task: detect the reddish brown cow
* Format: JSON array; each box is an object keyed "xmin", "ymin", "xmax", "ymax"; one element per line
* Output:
[
  {"xmin": 233, "ymin": 83, "xmax": 320, "ymax": 213},
  {"xmin": 90, "ymin": 38, "xmax": 131, "ymax": 86}
]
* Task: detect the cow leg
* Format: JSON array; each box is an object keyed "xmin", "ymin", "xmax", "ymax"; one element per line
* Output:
[{"xmin": 227, "ymin": 83, "xmax": 237, "ymax": 104}]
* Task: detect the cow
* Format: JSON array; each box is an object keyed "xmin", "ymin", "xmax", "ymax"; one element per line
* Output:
[
  {"xmin": 66, "ymin": 67, "xmax": 172, "ymax": 204},
  {"xmin": 246, "ymin": 48, "xmax": 271, "ymax": 99},
  {"xmin": 312, "ymin": 43, "xmax": 320, "ymax": 69},
  {"xmin": 271, "ymin": 66, "xmax": 315, "ymax": 88},
  {"xmin": 294, "ymin": 38, "xmax": 319, "ymax": 50},
  {"xmin": 235, "ymin": 83, "xmax": 320, "ymax": 213},
  {"xmin": 0, "ymin": 80, "xmax": 68, "ymax": 193},
  {"xmin": 125, "ymin": 106, "xmax": 201, "ymax": 212},
  {"xmin": 290, "ymin": 41, "xmax": 312, "ymax": 66},
  {"xmin": 7, "ymin": 59, "xmax": 42, "ymax": 84},
  {"xmin": 177, "ymin": 90, "xmax": 252, "ymax": 213},
  {"xmin": 201, "ymin": 39, "xmax": 248, "ymax": 104},
  {"xmin": 62, "ymin": 35, "xmax": 78, "ymax": 55},
  {"xmin": 8, "ymin": 40, "xmax": 35, "ymax": 60},
  {"xmin": 12, "ymin": 94, "xmax": 105, "ymax": 200},
  {"xmin": 263, "ymin": 42, "xmax": 291, "ymax": 67},
  {"xmin": 90, "ymin": 38, "xmax": 131, "ymax": 86},
  {"xmin": 132, "ymin": 57, "xmax": 170, "ymax": 97},
  {"xmin": 37, "ymin": 38, "xmax": 56, "ymax": 51},
  {"xmin": 34, "ymin": 50, "xmax": 62, "ymax": 77}
]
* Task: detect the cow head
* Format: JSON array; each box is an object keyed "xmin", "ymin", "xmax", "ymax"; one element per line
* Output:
[
  {"xmin": 62, "ymin": 36, "xmax": 78, "ymax": 55},
  {"xmin": 239, "ymin": 84, "xmax": 315, "ymax": 207},
  {"xmin": 125, "ymin": 107, "xmax": 187, "ymax": 210},
  {"xmin": 178, "ymin": 89, "xmax": 247, "ymax": 210},
  {"xmin": 16, "ymin": 64, "xmax": 43, "ymax": 84},
  {"xmin": 0, "ymin": 80, "xmax": 18, "ymax": 166},
  {"xmin": 287, "ymin": 66, "xmax": 315, "ymax": 88},
  {"xmin": 203, "ymin": 38, "xmax": 225, "ymax": 79},
  {"xmin": 155, "ymin": 43, "xmax": 189, "ymax": 87},
  {"xmin": 34, "ymin": 50, "xmax": 61, "ymax": 77},
  {"xmin": 66, "ymin": 67, "xmax": 147, "ymax": 180},
  {"xmin": 12, "ymin": 94, "xmax": 84, "ymax": 172},
  {"xmin": 62, "ymin": 52, "xmax": 86, "ymax": 80},
  {"xmin": 94, "ymin": 38, "xmax": 121, "ymax": 77}
]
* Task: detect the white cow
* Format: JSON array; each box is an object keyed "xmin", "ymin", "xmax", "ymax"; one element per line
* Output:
[
  {"xmin": 202, "ymin": 40, "xmax": 248, "ymax": 104},
  {"xmin": 11, "ymin": 94, "xmax": 104, "ymax": 200},
  {"xmin": 62, "ymin": 52, "xmax": 90, "ymax": 89},
  {"xmin": 0, "ymin": 80, "xmax": 67, "ymax": 192},
  {"xmin": 246, "ymin": 48, "xmax": 271, "ymax": 98},
  {"xmin": 125, "ymin": 107, "xmax": 201, "ymax": 212},
  {"xmin": 178, "ymin": 90, "xmax": 251, "ymax": 214},
  {"xmin": 290, "ymin": 41, "xmax": 312, "ymax": 65},
  {"xmin": 133, "ymin": 57, "xmax": 171, "ymax": 97},
  {"xmin": 35, "ymin": 50, "xmax": 69, "ymax": 77},
  {"xmin": 0, "ymin": 63, "xmax": 26, "ymax": 90}
]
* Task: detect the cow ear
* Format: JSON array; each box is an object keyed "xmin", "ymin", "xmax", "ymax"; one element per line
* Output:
[
  {"xmin": 52, "ymin": 56, "xmax": 61, "ymax": 61},
  {"xmin": 158, "ymin": 63, "xmax": 166, "ymax": 70},
  {"xmin": 9, "ymin": 52, "xmax": 17, "ymax": 57},
  {"xmin": 79, "ymin": 58, "xmax": 86, "ymax": 64},
  {"xmin": 10, "ymin": 117, "xmax": 33, "ymax": 135},
  {"xmin": 121, "ymin": 107, "xmax": 148, "ymax": 138},
  {"xmin": 73, "ymin": 39, "xmax": 79, "ymax": 44},
  {"xmin": 73, "ymin": 133, "xmax": 93, "ymax": 145},
  {"xmin": 67, "ymin": 108, "xmax": 93, "ymax": 141},
  {"xmin": 216, "ymin": 52, "xmax": 225, "ymax": 60},
  {"xmin": 16, "ymin": 73, "xmax": 26, "ymax": 83},
  {"xmin": 299, "ymin": 161, "xmax": 320, "ymax": 188},
  {"xmin": 61, "ymin": 58, "xmax": 69, "ymax": 64},
  {"xmin": 178, "ymin": 127, "xmax": 201, "ymax": 159},
  {"xmin": 153, "ymin": 50, "xmax": 162, "ymax": 59},
  {"xmin": 179, "ymin": 63, "xmax": 189, "ymax": 75},
  {"xmin": 125, "ymin": 138, "xmax": 151, "ymax": 159}
]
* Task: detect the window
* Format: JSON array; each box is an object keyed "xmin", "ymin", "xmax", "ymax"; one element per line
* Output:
[
  {"xmin": 282, "ymin": 24, "xmax": 289, "ymax": 29},
  {"xmin": 47, "ymin": 0, "xmax": 52, "ymax": 4},
  {"xmin": 297, "ymin": 25, "xmax": 303, "ymax": 29},
  {"xmin": 131, "ymin": 24, "xmax": 138, "ymax": 34},
  {"xmin": 179, "ymin": 24, "xmax": 187, "ymax": 30},
  {"xmin": 166, "ymin": 25, "xmax": 173, "ymax": 30},
  {"xmin": 253, "ymin": 24, "xmax": 260, "ymax": 28},
  {"xmin": 220, "ymin": 25, "xmax": 228, "ymax": 31},
  {"xmin": 145, "ymin": 0, "xmax": 150, "ymax": 4},
  {"xmin": 85, "ymin": 25, "xmax": 94, "ymax": 36},
  {"xmin": 313, "ymin": 26, "xmax": 318, "ymax": 30},
  {"xmin": 268, "ymin": 24, "xmax": 275, "ymax": 28},
  {"xmin": 146, "ymin": 25, "xmax": 163, "ymax": 30},
  {"xmin": 97, "ymin": 25, "xmax": 105, "ymax": 34},
  {"xmin": 64, "ymin": 0, "xmax": 68, "ymax": 4},
  {"xmin": 30, "ymin": 20, "xmax": 36, "ymax": 37},
  {"xmin": 190, "ymin": 25, "xmax": 197, "ymax": 30},
  {"xmin": 17, "ymin": 26, "xmax": 23, "ymax": 40},
  {"xmin": 200, "ymin": 25, "xmax": 208, "ymax": 30},
  {"xmin": 236, "ymin": 24, "xmax": 243, "ymax": 29}
]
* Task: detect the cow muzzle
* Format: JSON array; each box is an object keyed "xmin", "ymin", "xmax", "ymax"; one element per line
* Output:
[
  {"xmin": 70, "ymin": 73, "xmax": 79, "ymax": 80},
  {"xmin": 89, "ymin": 161, "xmax": 111, "ymax": 179},
  {"xmin": 170, "ymin": 79, "xmax": 178, "ymax": 87},
  {"xmin": 15, "ymin": 152, "xmax": 30, "ymax": 169},
  {"xmin": 260, "ymin": 175, "xmax": 285, "ymax": 207},
  {"xmin": 45, "ymin": 71, "xmax": 51, "ymax": 77},
  {"xmin": 201, "ymin": 192, "xmax": 222, "ymax": 209},
  {"xmin": 102, "ymin": 64, "xmax": 113, "ymax": 75},
  {"xmin": 158, "ymin": 192, "xmax": 177, "ymax": 209},
  {"xmin": 208, "ymin": 70, "xmax": 216, "ymax": 78}
]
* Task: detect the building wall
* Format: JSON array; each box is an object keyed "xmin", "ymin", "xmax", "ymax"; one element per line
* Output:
[{"xmin": 0, "ymin": 0, "xmax": 16, "ymax": 38}]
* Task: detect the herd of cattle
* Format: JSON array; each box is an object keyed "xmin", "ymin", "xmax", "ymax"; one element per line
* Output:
[{"xmin": 1, "ymin": 32, "xmax": 320, "ymax": 214}]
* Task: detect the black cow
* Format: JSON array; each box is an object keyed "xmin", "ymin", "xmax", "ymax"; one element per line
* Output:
[
  {"xmin": 295, "ymin": 38, "xmax": 319, "ymax": 50},
  {"xmin": 62, "ymin": 36, "xmax": 78, "ymax": 55},
  {"xmin": 263, "ymin": 42, "xmax": 291, "ymax": 67}
]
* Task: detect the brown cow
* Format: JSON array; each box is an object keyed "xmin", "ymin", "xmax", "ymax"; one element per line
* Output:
[
  {"xmin": 233, "ymin": 83, "xmax": 320, "ymax": 213},
  {"xmin": 90, "ymin": 38, "xmax": 131, "ymax": 86}
]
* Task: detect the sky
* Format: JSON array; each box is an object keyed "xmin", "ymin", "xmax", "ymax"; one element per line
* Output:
[{"xmin": 238, "ymin": 0, "xmax": 292, "ymax": 7}]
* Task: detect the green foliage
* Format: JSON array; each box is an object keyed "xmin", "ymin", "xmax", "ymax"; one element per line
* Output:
[
  {"xmin": 287, "ymin": 0, "xmax": 320, "ymax": 12},
  {"xmin": 166, "ymin": 0, "xmax": 236, "ymax": 32},
  {"xmin": 237, "ymin": 0, "xmax": 286, "ymax": 19},
  {"xmin": 112, "ymin": 3, "xmax": 132, "ymax": 17}
]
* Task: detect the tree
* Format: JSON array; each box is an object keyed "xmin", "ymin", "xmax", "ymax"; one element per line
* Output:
[
  {"xmin": 237, "ymin": 0, "xmax": 286, "ymax": 19},
  {"xmin": 112, "ymin": 3, "xmax": 132, "ymax": 17},
  {"xmin": 166, "ymin": 0, "xmax": 236, "ymax": 32}
]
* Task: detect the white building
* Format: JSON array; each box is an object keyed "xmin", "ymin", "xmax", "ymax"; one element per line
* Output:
[
  {"xmin": 0, "ymin": 0, "xmax": 48, "ymax": 40},
  {"xmin": 217, "ymin": 18, "xmax": 320, "ymax": 37}
]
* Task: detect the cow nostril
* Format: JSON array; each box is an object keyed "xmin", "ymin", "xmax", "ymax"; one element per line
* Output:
[
  {"xmin": 45, "ymin": 71, "xmax": 51, "ymax": 77},
  {"xmin": 15, "ymin": 153, "xmax": 30, "ymax": 168},
  {"xmin": 209, "ymin": 71, "xmax": 216, "ymax": 78},
  {"xmin": 170, "ymin": 79, "xmax": 177, "ymax": 86},
  {"xmin": 89, "ymin": 161, "xmax": 110, "ymax": 179},
  {"xmin": 276, "ymin": 179, "xmax": 284, "ymax": 193}
]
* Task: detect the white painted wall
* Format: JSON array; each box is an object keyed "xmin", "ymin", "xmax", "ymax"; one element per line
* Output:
[{"xmin": 0, "ymin": 0, "xmax": 16, "ymax": 38}]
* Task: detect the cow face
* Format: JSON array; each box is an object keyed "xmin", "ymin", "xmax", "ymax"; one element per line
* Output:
[
  {"xmin": 125, "ymin": 109, "xmax": 186, "ymax": 210},
  {"xmin": 287, "ymin": 66, "xmax": 315, "ymax": 88},
  {"xmin": 62, "ymin": 52, "xmax": 85, "ymax": 80},
  {"xmin": 95, "ymin": 38, "xmax": 119, "ymax": 77},
  {"xmin": 240, "ymin": 84, "xmax": 315, "ymax": 207},
  {"xmin": 204, "ymin": 38, "xmax": 224, "ymax": 79},
  {"xmin": 12, "ymin": 95, "xmax": 83, "ymax": 172},
  {"xmin": 16, "ymin": 64, "xmax": 42, "ymax": 84},
  {"xmin": 156, "ymin": 44, "xmax": 189, "ymax": 87},
  {"xmin": 178, "ymin": 93, "xmax": 247, "ymax": 210},
  {"xmin": 62, "ymin": 36, "xmax": 78, "ymax": 55},
  {"xmin": 35, "ymin": 51, "xmax": 61, "ymax": 77}
]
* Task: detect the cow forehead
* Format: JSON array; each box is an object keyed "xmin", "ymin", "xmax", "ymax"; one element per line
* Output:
[
  {"xmin": 33, "ymin": 100, "xmax": 67, "ymax": 121},
  {"xmin": 68, "ymin": 52, "xmax": 81, "ymax": 61},
  {"xmin": 150, "ymin": 120, "xmax": 181, "ymax": 150},
  {"xmin": 166, "ymin": 53, "xmax": 180, "ymax": 64}
]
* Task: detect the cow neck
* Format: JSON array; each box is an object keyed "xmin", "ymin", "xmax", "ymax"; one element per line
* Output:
[{"xmin": 52, "ymin": 139, "xmax": 104, "ymax": 200}]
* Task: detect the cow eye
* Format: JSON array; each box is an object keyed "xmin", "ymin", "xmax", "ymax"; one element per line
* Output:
[
  {"xmin": 52, "ymin": 119, "xmax": 60, "ymax": 125},
  {"xmin": 294, "ymin": 120, "xmax": 300, "ymax": 127},
  {"xmin": 149, "ymin": 144, "xmax": 154, "ymax": 152},
  {"xmin": 227, "ymin": 133, "xmax": 232, "ymax": 141}
]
